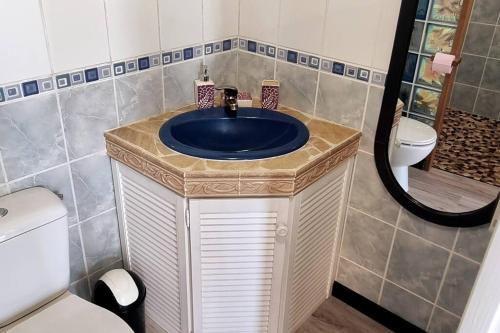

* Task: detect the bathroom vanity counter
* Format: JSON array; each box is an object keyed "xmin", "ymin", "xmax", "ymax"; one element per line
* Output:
[{"xmin": 105, "ymin": 105, "xmax": 360, "ymax": 198}]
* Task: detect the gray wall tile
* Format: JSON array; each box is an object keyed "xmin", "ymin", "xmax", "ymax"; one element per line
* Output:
[
  {"xmin": 481, "ymin": 58, "xmax": 500, "ymax": 91},
  {"xmin": 336, "ymin": 257, "xmax": 383, "ymax": 302},
  {"xmin": 490, "ymin": 26, "xmax": 500, "ymax": 59},
  {"xmin": 450, "ymin": 83, "xmax": 478, "ymax": 113},
  {"xmin": 387, "ymin": 231, "xmax": 449, "ymax": 301},
  {"xmin": 116, "ymin": 68, "xmax": 163, "ymax": 125},
  {"xmin": 9, "ymin": 165, "xmax": 77, "ymax": 225},
  {"xmin": 455, "ymin": 225, "xmax": 492, "ymax": 262},
  {"xmin": 380, "ymin": 281, "xmax": 433, "ymax": 329},
  {"xmin": 340, "ymin": 208, "xmax": 394, "ymax": 275},
  {"xmin": 463, "ymin": 23, "xmax": 495, "ymax": 56},
  {"xmin": 69, "ymin": 225, "xmax": 86, "ymax": 282},
  {"xmin": 455, "ymin": 54, "xmax": 486, "ymax": 86},
  {"xmin": 438, "ymin": 255, "xmax": 480, "ymax": 315},
  {"xmin": 316, "ymin": 73, "xmax": 368, "ymax": 129},
  {"xmin": 0, "ymin": 185, "xmax": 9, "ymax": 196},
  {"xmin": 399, "ymin": 209, "xmax": 457, "ymax": 249},
  {"xmin": 410, "ymin": 21, "xmax": 424, "ymax": 52},
  {"xmin": 350, "ymin": 152, "xmax": 401, "ymax": 224},
  {"xmin": 360, "ymin": 87, "xmax": 384, "ymax": 153},
  {"xmin": 428, "ymin": 307, "xmax": 460, "ymax": 333},
  {"xmin": 205, "ymin": 52, "xmax": 238, "ymax": 87},
  {"xmin": 275, "ymin": 62, "xmax": 317, "ymax": 114},
  {"xmin": 0, "ymin": 153, "xmax": 6, "ymax": 184},
  {"xmin": 71, "ymin": 153, "xmax": 115, "ymax": 221},
  {"xmin": 69, "ymin": 278, "xmax": 91, "ymax": 301},
  {"xmin": 60, "ymin": 81, "xmax": 117, "ymax": 160},
  {"xmin": 0, "ymin": 94, "xmax": 66, "ymax": 180},
  {"xmin": 164, "ymin": 59, "xmax": 203, "ymax": 110},
  {"xmin": 237, "ymin": 52, "xmax": 275, "ymax": 98},
  {"xmin": 474, "ymin": 89, "xmax": 500, "ymax": 119},
  {"xmin": 471, "ymin": 0, "xmax": 500, "ymax": 24},
  {"xmin": 81, "ymin": 209, "xmax": 122, "ymax": 274}
]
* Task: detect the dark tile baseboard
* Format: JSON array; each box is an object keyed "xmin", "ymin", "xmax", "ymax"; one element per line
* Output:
[{"xmin": 332, "ymin": 282, "xmax": 426, "ymax": 333}]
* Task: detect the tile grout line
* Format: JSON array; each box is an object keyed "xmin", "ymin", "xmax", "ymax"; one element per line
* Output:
[
  {"xmin": 273, "ymin": 0, "xmax": 284, "ymax": 80},
  {"xmin": 426, "ymin": 231, "xmax": 461, "ymax": 331},
  {"xmin": 0, "ymin": 151, "xmax": 10, "ymax": 193},
  {"xmin": 333, "ymin": 156, "xmax": 359, "ymax": 283},
  {"xmin": 37, "ymin": 0, "xmax": 93, "ymax": 293},
  {"xmin": 102, "ymin": 0, "xmax": 122, "ymax": 126},
  {"xmin": 340, "ymin": 254, "xmax": 462, "ymax": 320},
  {"xmin": 471, "ymin": 17, "xmax": 497, "ymax": 114},
  {"xmin": 377, "ymin": 207, "xmax": 401, "ymax": 304},
  {"xmin": 4, "ymin": 150, "xmax": 107, "ymax": 187},
  {"xmin": 312, "ymin": 0, "xmax": 331, "ymax": 117},
  {"xmin": 154, "ymin": 0, "xmax": 166, "ymax": 112},
  {"xmin": 348, "ymin": 205, "xmax": 482, "ymax": 265},
  {"xmin": 453, "ymin": 81, "xmax": 500, "ymax": 94},
  {"xmin": 78, "ymin": 206, "xmax": 117, "ymax": 225}
]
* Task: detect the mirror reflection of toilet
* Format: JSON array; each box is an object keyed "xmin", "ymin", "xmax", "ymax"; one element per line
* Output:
[{"xmin": 390, "ymin": 117, "xmax": 438, "ymax": 192}]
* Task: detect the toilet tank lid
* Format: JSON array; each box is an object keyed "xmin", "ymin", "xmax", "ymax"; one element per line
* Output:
[{"xmin": 0, "ymin": 187, "xmax": 67, "ymax": 243}]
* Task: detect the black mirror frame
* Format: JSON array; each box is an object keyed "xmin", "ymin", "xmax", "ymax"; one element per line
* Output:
[{"xmin": 374, "ymin": 0, "xmax": 499, "ymax": 227}]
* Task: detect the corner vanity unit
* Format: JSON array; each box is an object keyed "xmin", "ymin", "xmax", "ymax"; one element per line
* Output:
[{"xmin": 105, "ymin": 105, "xmax": 361, "ymax": 333}]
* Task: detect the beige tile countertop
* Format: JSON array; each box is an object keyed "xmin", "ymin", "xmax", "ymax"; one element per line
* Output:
[{"xmin": 105, "ymin": 104, "xmax": 361, "ymax": 198}]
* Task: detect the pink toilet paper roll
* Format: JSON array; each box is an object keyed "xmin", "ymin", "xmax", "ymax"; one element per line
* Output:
[{"xmin": 432, "ymin": 53, "xmax": 455, "ymax": 74}]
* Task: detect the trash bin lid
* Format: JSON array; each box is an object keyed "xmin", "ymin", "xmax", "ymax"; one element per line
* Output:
[{"xmin": 99, "ymin": 269, "xmax": 140, "ymax": 307}]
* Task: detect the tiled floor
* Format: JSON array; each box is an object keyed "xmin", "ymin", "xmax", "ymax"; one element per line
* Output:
[
  {"xmin": 409, "ymin": 167, "xmax": 499, "ymax": 212},
  {"xmin": 296, "ymin": 297, "xmax": 392, "ymax": 333},
  {"xmin": 146, "ymin": 297, "xmax": 392, "ymax": 333}
]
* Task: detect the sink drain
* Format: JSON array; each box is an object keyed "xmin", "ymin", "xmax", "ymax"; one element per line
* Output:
[{"xmin": 0, "ymin": 208, "xmax": 7, "ymax": 218}]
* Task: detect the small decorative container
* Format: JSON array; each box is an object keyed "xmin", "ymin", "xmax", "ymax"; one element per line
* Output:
[
  {"xmin": 194, "ymin": 65, "xmax": 215, "ymax": 109},
  {"xmin": 261, "ymin": 80, "xmax": 280, "ymax": 110},
  {"xmin": 237, "ymin": 92, "xmax": 253, "ymax": 107}
]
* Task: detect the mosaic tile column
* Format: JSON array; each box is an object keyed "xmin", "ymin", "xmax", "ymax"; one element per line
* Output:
[{"xmin": 399, "ymin": 0, "xmax": 463, "ymax": 126}]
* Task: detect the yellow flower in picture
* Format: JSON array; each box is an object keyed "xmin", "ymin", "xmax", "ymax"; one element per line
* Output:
[
  {"xmin": 423, "ymin": 24, "xmax": 456, "ymax": 54},
  {"xmin": 430, "ymin": 0, "xmax": 462, "ymax": 23}
]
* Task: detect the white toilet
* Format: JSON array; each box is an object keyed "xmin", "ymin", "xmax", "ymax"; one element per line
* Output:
[
  {"xmin": 390, "ymin": 117, "xmax": 437, "ymax": 192},
  {"xmin": 0, "ymin": 187, "xmax": 133, "ymax": 333}
]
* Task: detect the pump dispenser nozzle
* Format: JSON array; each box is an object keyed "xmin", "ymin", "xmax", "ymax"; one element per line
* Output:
[{"xmin": 202, "ymin": 65, "xmax": 209, "ymax": 82}]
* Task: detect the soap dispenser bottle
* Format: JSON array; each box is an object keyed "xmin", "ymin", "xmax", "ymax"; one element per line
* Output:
[{"xmin": 194, "ymin": 65, "xmax": 215, "ymax": 109}]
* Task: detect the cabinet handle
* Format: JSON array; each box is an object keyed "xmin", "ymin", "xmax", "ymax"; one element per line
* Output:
[{"xmin": 276, "ymin": 225, "xmax": 289, "ymax": 237}]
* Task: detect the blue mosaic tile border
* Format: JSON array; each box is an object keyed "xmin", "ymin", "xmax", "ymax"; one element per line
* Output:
[
  {"xmin": 238, "ymin": 38, "xmax": 387, "ymax": 86},
  {"xmin": 0, "ymin": 38, "xmax": 238, "ymax": 104}
]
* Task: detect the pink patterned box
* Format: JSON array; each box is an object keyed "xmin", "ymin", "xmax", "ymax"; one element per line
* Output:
[
  {"xmin": 195, "ymin": 82, "xmax": 215, "ymax": 109},
  {"xmin": 261, "ymin": 80, "xmax": 279, "ymax": 110}
]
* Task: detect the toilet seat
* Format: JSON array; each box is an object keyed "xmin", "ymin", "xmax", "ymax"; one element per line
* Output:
[
  {"xmin": 2, "ymin": 292, "xmax": 133, "ymax": 333},
  {"xmin": 397, "ymin": 117, "xmax": 437, "ymax": 146}
]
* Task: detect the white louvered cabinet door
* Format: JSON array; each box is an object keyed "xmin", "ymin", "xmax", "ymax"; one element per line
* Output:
[
  {"xmin": 285, "ymin": 161, "xmax": 349, "ymax": 332},
  {"xmin": 189, "ymin": 198, "xmax": 290, "ymax": 333},
  {"xmin": 113, "ymin": 162, "xmax": 190, "ymax": 333}
]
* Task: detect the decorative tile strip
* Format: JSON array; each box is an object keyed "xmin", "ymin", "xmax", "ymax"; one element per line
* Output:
[{"xmin": 239, "ymin": 38, "xmax": 387, "ymax": 86}]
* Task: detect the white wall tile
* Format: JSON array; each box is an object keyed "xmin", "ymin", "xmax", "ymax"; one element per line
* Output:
[
  {"xmin": 372, "ymin": 0, "xmax": 401, "ymax": 71},
  {"xmin": 158, "ymin": 0, "xmax": 203, "ymax": 50},
  {"xmin": 42, "ymin": 0, "xmax": 110, "ymax": 73},
  {"xmin": 0, "ymin": 0, "xmax": 51, "ymax": 84},
  {"xmin": 323, "ymin": 0, "xmax": 381, "ymax": 68},
  {"xmin": 105, "ymin": 0, "xmax": 160, "ymax": 60},
  {"xmin": 203, "ymin": 0, "xmax": 239, "ymax": 41},
  {"xmin": 240, "ymin": 0, "xmax": 280, "ymax": 43},
  {"xmin": 278, "ymin": 0, "xmax": 327, "ymax": 54},
  {"xmin": 323, "ymin": 0, "xmax": 400, "ymax": 70}
]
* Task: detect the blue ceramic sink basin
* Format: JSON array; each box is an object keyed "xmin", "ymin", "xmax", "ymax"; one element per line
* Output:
[{"xmin": 159, "ymin": 107, "xmax": 310, "ymax": 160}]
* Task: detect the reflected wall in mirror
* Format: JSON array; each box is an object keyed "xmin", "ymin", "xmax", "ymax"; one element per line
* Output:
[
  {"xmin": 376, "ymin": 0, "xmax": 498, "ymax": 225},
  {"xmin": 392, "ymin": 0, "xmax": 499, "ymax": 213}
]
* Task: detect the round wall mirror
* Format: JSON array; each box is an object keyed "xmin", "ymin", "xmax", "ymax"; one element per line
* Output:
[{"xmin": 375, "ymin": 0, "xmax": 499, "ymax": 227}]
